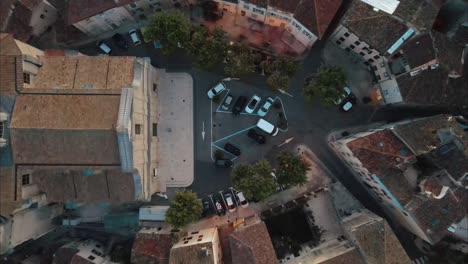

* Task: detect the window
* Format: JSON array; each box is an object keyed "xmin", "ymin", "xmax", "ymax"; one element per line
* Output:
[
  {"xmin": 0, "ymin": 121, "xmax": 3, "ymax": 138},
  {"xmin": 40, "ymin": 14, "xmax": 45, "ymax": 19},
  {"xmin": 359, "ymin": 51, "xmax": 365, "ymax": 56},
  {"xmin": 23, "ymin": 73, "xmax": 30, "ymax": 84},
  {"xmin": 135, "ymin": 124, "xmax": 141, "ymax": 135},
  {"xmin": 354, "ymin": 41, "xmax": 360, "ymax": 45},
  {"xmin": 153, "ymin": 83, "xmax": 157, "ymax": 92},
  {"xmin": 191, "ymin": 231, "xmax": 199, "ymax": 234},
  {"xmin": 96, "ymin": 244, "xmax": 101, "ymax": 248},
  {"xmin": 373, "ymin": 55, "xmax": 380, "ymax": 60},
  {"xmin": 350, "ymin": 44, "xmax": 355, "ymax": 49},
  {"xmin": 364, "ymin": 61, "xmax": 370, "ymax": 66},
  {"xmin": 345, "ymin": 47, "xmax": 351, "ymax": 52},
  {"xmin": 136, "ymin": 8, "xmax": 144, "ymax": 12},
  {"xmin": 344, "ymin": 32, "xmax": 350, "ymax": 37},
  {"xmin": 91, "ymin": 249, "xmax": 102, "ymax": 256},
  {"xmin": 335, "ymin": 40, "xmax": 341, "ymax": 45},
  {"xmin": 368, "ymin": 58, "xmax": 374, "ymax": 63},
  {"xmin": 130, "ymin": 3, "xmax": 137, "ymax": 8},
  {"xmin": 243, "ymin": 4, "xmax": 249, "ymax": 10},
  {"xmin": 88, "ymin": 255, "xmax": 95, "ymax": 260},
  {"xmin": 339, "ymin": 37, "xmax": 345, "ymax": 41},
  {"xmin": 253, "ymin": 8, "xmax": 264, "ymax": 15},
  {"xmin": 22, "ymin": 174, "xmax": 30, "ymax": 185},
  {"xmin": 241, "ymin": 11, "xmax": 246, "ymax": 16},
  {"xmin": 152, "ymin": 123, "xmax": 157, "ymax": 137}
]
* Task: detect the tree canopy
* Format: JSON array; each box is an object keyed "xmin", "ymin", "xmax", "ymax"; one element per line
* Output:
[
  {"xmin": 303, "ymin": 66, "xmax": 346, "ymax": 105},
  {"xmin": 231, "ymin": 160, "xmax": 276, "ymax": 201},
  {"xmin": 165, "ymin": 190, "xmax": 202, "ymax": 229},
  {"xmin": 187, "ymin": 27, "xmax": 229, "ymax": 70},
  {"xmin": 276, "ymin": 151, "xmax": 309, "ymax": 188},
  {"xmin": 143, "ymin": 11, "xmax": 191, "ymax": 55},
  {"xmin": 224, "ymin": 44, "xmax": 256, "ymax": 77},
  {"xmin": 262, "ymin": 56, "xmax": 299, "ymax": 90}
]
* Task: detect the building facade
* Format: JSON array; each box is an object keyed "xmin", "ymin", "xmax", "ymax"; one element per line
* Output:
[{"xmin": 170, "ymin": 227, "xmax": 222, "ymax": 264}]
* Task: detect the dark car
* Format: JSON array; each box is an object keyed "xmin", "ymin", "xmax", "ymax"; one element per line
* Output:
[
  {"xmin": 247, "ymin": 129, "xmax": 266, "ymax": 144},
  {"xmin": 112, "ymin": 33, "xmax": 128, "ymax": 50},
  {"xmin": 277, "ymin": 112, "xmax": 288, "ymax": 130},
  {"xmin": 224, "ymin": 143, "xmax": 241, "ymax": 156},
  {"xmin": 202, "ymin": 199, "xmax": 214, "ymax": 218},
  {"xmin": 232, "ymin": 96, "xmax": 247, "ymax": 115},
  {"xmin": 215, "ymin": 159, "xmax": 233, "ymax": 167}
]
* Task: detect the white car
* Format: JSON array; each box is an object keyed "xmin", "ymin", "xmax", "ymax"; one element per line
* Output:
[
  {"xmin": 129, "ymin": 29, "xmax": 142, "ymax": 45},
  {"xmin": 245, "ymin": 95, "xmax": 261, "ymax": 114},
  {"xmin": 236, "ymin": 192, "xmax": 249, "ymax": 208},
  {"xmin": 96, "ymin": 41, "xmax": 111, "ymax": 54},
  {"xmin": 257, "ymin": 97, "xmax": 274, "ymax": 117},
  {"xmin": 207, "ymin": 82, "xmax": 226, "ymax": 99},
  {"xmin": 224, "ymin": 193, "xmax": 236, "ymax": 213}
]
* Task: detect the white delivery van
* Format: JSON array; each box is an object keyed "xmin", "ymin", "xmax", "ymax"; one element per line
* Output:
[{"xmin": 256, "ymin": 118, "xmax": 279, "ymax": 136}]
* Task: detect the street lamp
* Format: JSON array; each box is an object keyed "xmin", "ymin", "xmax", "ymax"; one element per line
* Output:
[{"xmin": 277, "ymin": 137, "xmax": 294, "ymax": 147}]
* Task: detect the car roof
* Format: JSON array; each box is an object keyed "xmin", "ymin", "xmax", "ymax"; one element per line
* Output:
[{"xmin": 343, "ymin": 102, "xmax": 353, "ymax": 111}]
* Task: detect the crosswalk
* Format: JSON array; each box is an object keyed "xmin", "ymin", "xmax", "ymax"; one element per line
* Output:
[{"xmin": 412, "ymin": 256, "xmax": 429, "ymax": 264}]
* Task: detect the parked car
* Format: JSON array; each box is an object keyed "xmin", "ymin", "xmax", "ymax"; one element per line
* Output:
[
  {"xmin": 221, "ymin": 94, "xmax": 233, "ymax": 111},
  {"xmin": 245, "ymin": 95, "xmax": 261, "ymax": 114},
  {"xmin": 224, "ymin": 193, "xmax": 236, "ymax": 213},
  {"xmin": 202, "ymin": 199, "xmax": 214, "ymax": 218},
  {"xmin": 112, "ymin": 33, "xmax": 128, "ymax": 50},
  {"xmin": 214, "ymin": 197, "xmax": 226, "ymax": 216},
  {"xmin": 96, "ymin": 41, "xmax": 112, "ymax": 54},
  {"xmin": 256, "ymin": 118, "xmax": 279, "ymax": 136},
  {"xmin": 207, "ymin": 82, "xmax": 226, "ymax": 99},
  {"xmin": 257, "ymin": 97, "xmax": 275, "ymax": 117},
  {"xmin": 232, "ymin": 96, "xmax": 247, "ymax": 115},
  {"xmin": 129, "ymin": 29, "xmax": 142, "ymax": 45},
  {"xmin": 236, "ymin": 192, "xmax": 249, "ymax": 208},
  {"xmin": 224, "ymin": 143, "xmax": 241, "ymax": 156},
  {"xmin": 277, "ymin": 112, "xmax": 288, "ymax": 130},
  {"xmin": 247, "ymin": 129, "xmax": 266, "ymax": 144},
  {"xmin": 215, "ymin": 159, "xmax": 233, "ymax": 168}
]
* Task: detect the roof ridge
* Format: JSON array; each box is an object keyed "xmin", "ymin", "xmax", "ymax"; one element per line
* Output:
[
  {"xmin": 353, "ymin": 143, "xmax": 408, "ymax": 161},
  {"xmin": 229, "ymin": 234, "xmax": 256, "ymax": 260}
]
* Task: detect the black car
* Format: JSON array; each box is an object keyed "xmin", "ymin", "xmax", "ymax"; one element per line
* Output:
[
  {"xmin": 202, "ymin": 198, "xmax": 215, "ymax": 218},
  {"xmin": 215, "ymin": 159, "xmax": 233, "ymax": 167},
  {"xmin": 224, "ymin": 143, "xmax": 241, "ymax": 156},
  {"xmin": 112, "ymin": 33, "xmax": 128, "ymax": 50},
  {"xmin": 247, "ymin": 129, "xmax": 266, "ymax": 144},
  {"xmin": 232, "ymin": 96, "xmax": 247, "ymax": 115}
]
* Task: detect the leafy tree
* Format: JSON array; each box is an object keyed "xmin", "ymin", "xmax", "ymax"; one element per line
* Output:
[
  {"xmin": 143, "ymin": 11, "xmax": 191, "ymax": 55},
  {"xmin": 165, "ymin": 190, "xmax": 202, "ymax": 228},
  {"xmin": 266, "ymin": 71, "xmax": 289, "ymax": 91},
  {"xmin": 304, "ymin": 66, "xmax": 346, "ymax": 106},
  {"xmin": 261, "ymin": 56, "xmax": 299, "ymax": 90},
  {"xmin": 276, "ymin": 151, "xmax": 309, "ymax": 188},
  {"xmin": 231, "ymin": 160, "xmax": 276, "ymax": 201},
  {"xmin": 224, "ymin": 44, "xmax": 256, "ymax": 77},
  {"xmin": 187, "ymin": 27, "xmax": 229, "ymax": 70}
]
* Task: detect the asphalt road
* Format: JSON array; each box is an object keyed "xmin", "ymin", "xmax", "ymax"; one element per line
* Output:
[{"xmin": 77, "ymin": 36, "xmax": 451, "ymax": 258}]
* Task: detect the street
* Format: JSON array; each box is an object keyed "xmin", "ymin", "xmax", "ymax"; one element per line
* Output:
[{"xmin": 75, "ymin": 35, "xmax": 450, "ymax": 258}]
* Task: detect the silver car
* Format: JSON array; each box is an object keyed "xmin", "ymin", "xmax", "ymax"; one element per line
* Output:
[
  {"xmin": 245, "ymin": 94, "xmax": 261, "ymax": 114},
  {"xmin": 221, "ymin": 94, "xmax": 233, "ymax": 110},
  {"xmin": 207, "ymin": 82, "xmax": 226, "ymax": 99}
]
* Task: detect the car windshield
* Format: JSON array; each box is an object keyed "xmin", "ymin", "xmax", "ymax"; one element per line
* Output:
[
  {"xmin": 249, "ymin": 99, "xmax": 258, "ymax": 107},
  {"xmin": 262, "ymin": 102, "xmax": 271, "ymax": 109}
]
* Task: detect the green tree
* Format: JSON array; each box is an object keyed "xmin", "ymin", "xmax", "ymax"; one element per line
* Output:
[
  {"xmin": 262, "ymin": 56, "xmax": 299, "ymax": 90},
  {"xmin": 187, "ymin": 27, "xmax": 229, "ymax": 70},
  {"xmin": 165, "ymin": 190, "xmax": 202, "ymax": 229},
  {"xmin": 231, "ymin": 160, "xmax": 276, "ymax": 201},
  {"xmin": 266, "ymin": 71, "xmax": 289, "ymax": 91},
  {"xmin": 276, "ymin": 151, "xmax": 309, "ymax": 188},
  {"xmin": 143, "ymin": 11, "xmax": 191, "ymax": 55},
  {"xmin": 224, "ymin": 44, "xmax": 256, "ymax": 77},
  {"xmin": 304, "ymin": 66, "xmax": 346, "ymax": 106}
]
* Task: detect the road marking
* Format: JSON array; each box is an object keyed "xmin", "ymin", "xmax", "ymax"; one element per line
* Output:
[
  {"xmin": 216, "ymin": 89, "xmax": 230, "ymax": 113},
  {"xmin": 202, "ymin": 121, "xmax": 205, "ymax": 141},
  {"xmin": 210, "ymin": 99, "xmax": 214, "ymax": 161},
  {"xmin": 212, "ymin": 144, "xmax": 236, "ymax": 158},
  {"xmin": 212, "ymin": 125, "xmax": 256, "ymax": 145}
]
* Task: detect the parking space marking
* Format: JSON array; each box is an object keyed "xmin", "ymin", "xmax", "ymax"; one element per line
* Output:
[
  {"xmin": 212, "ymin": 144, "xmax": 236, "ymax": 159},
  {"xmin": 240, "ymin": 112, "xmax": 260, "ymax": 116},
  {"xmin": 212, "ymin": 125, "xmax": 256, "ymax": 145},
  {"xmin": 215, "ymin": 89, "xmax": 231, "ymax": 113}
]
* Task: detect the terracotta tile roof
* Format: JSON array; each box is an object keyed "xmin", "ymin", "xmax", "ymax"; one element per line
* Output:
[
  {"xmin": 432, "ymin": 30, "xmax": 465, "ymax": 75},
  {"xmin": 229, "ymin": 221, "xmax": 277, "ymax": 264},
  {"xmin": 67, "ymin": 0, "xmax": 134, "ymax": 25},
  {"xmin": 343, "ymin": 0, "xmax": 408, "ymax": 54},
  {"xmin": 318, "ymin": 248, "xmax": 365, "ymax": 264},
  {"xmin": 31, "ymin": 169, "xmax": 136, "ymax": 203},
  {"xmin": 408, "ymin": 185, "xmax": 467, "ymax": 243},
  {"xmin": 399, "ymin": 33, "xmax": 436, "ymax": 69},
  {"xmin": 268, "ymin": 0, "xmax": 301, "ymax": 13},
  {"xmin": 10, "ymin": 94, "xmax": 121, "ymax": 165},
  {"xmin": 218, "ymin": 224, "xmax": 235, "ymax": 264},
  {"xmin": 396, "ymin": 68, "xmax": 468, "ymax": 109},
  {"xmin": 344, "ymin": 213, "xmax": 412, "ymax": 264},
  {"xmin": 347, "ymin": 130, "xmax": 415, "ymax": 205},
  {"xmin": 245, "ymin": 0, "xmax": 267, "ymax": 8},
  {"xmin": 29, "ymin": 56, "xmax": 135, "ymax": 93},
  {"xmin": 169, "ymin": 241, "xmax": 216, "ymax": 264},
  {"xmin": 393, "ymin": 0, "xmax": 441, "ymax": 31},
  {"xmin": 294, "ymin": 0, "xmax": 342, "ymax": 39},
  {"xmin": 131, "ymin": 230, "xmax": 178, "ymax": 264}
]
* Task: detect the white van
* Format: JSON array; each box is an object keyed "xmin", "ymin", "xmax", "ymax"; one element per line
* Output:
[{"xmin": 256, "ymin": 118, "xmax": 279, "ymax": 136}]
